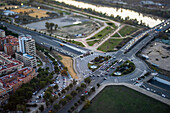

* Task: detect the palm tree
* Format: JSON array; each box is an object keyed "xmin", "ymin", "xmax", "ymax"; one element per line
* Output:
[
  {"xmin": 55, "ymin": 24, "xmax": 58, "ymax": 30},
  {"xmin": 45, "ymin": 22, "xmax": 50, "ymax": 30},
  {"xmin": 49, "ymin": 23, "xmax": 54, "ymax": 31}
]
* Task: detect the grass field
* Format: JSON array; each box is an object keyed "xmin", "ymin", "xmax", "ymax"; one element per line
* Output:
[
  {"xmin": 71, "ymin": 40, "xmax": 85, "ymax": 47},
  {"xmin": 107, "ymin": 22, "xmax": 116, "ymax": 29},
  {"xmin": 93, "ymin": 26, "xmax": 113, "ymax": 39},
  {"xmin": 11, "ymin": 8, "xmax": 49, "ymax": 18},
  {"xmin": 112, "ymin": 33, "xmax": 120, "ymax": 37},
  {"xmin": 87, "ymin": 40, "xmax": 98, "ymax": 46},
  {"xmin": 97, "ymin": 39, "xmax": 123, "ymax": 52},
  {"xmin": 86, "ymin": 26, "xmax": 113, "ymax": 46},
  {"xmin": 80, "ymin": 86, "xmax": 170, "ymax": 113},
  {"xmin": 119, "ymin": 25, "xmax": 138, "ymax": 37},
  {"xmin": 87, "ymin": 26, "xmax": 113, "ymax": 41}
]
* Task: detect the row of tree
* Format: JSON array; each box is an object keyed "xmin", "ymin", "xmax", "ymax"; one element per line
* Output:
[
  {"xmin": 3, "ymin": 68, "xmax": 54, "ymax": 111},
  {"xmin": 45, "ymin": 22, "xmax": 58, "ymax": 31}
]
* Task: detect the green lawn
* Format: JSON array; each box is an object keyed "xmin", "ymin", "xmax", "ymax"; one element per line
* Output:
[
  {"xmin": 87, "ymin": 27, "xmax": 113, "ymax": 41},
  {"xmin": 71, "ymin": 40, "xmax": 85, "ymax": 47},
  {"xmin": 107, "ymin": 22, "xmax": 117, "ymax": 29},
  {"xmin": 97, "ymin": 39, "xmax": 123, "ymax": 52},
  {"xmin": 112, "ymin": 33, "xmax": 120, "ymax": 37},
  {"xmin": 87, "ymin": 40, "xmax": 98, "ymax": 46},
  {"xmin": 80, "ymin": 86, "xmax": 170, "ymax": 113},
  {"xmin": 119, "ymin": 25, "xmax": 138, "ymax": 37}
]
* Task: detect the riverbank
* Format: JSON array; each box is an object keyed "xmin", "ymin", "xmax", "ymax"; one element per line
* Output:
[
  {"xmin": 76, "ymin": 0, "xmax": 169, "ymax": 19},
  {"xmin": 52, "ymin": 0, "xmax": 163, "ymax": 27}
]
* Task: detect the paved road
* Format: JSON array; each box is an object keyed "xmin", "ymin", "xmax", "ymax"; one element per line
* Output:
[{"xmin": 1, "ymin": 22, "xmax": 89, "ymax": 57}]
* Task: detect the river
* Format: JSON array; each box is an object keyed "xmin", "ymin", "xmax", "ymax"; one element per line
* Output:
[{"xmin": 55, "ymin": 0, "xmax": 163, "ymax": 27}]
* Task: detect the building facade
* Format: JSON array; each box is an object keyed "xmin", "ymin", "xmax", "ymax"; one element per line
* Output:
[{"xmin": 16, "ymin": 35, "xmax": 37, "ymax": 67}]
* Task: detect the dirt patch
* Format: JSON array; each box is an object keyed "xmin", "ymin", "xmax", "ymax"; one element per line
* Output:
[
  {"xmin": 141, "ymin": 41, "xmax": 170, "ymax": 71},
  {"xmin": 51, "ymin": 51, "xmax": 78, "ymax": 79},
  {"xmin": 60, "ymin": 54, "xmax": 78, "ymax": 79},
  {"xmin": 11, "ymin": 8, "xmax": 49, "ymax": 18}
]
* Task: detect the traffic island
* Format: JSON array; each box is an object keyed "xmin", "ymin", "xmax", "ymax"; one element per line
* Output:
[
  {"xmin": 88, "ymin": 55, "xmax": 111, "ymax": 72},
  {"xmin": 112, "ymin": 60, "xmax": 136, "ymax": 76}
]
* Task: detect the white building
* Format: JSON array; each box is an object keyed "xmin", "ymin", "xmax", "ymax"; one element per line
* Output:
[
  {"xmin": 16, "ymin": 35, "xmax": 37, "ymax": 67},
  {"xmin": 0, "ymin": 29, "xmax": 5, "ymax": 37},
  {"xmin": 3, "ymin": 10, "xmax": 18, "ymax": 16}
]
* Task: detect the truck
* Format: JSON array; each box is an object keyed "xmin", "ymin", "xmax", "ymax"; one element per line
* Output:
[{"xmin": 60, "ymin": 44, "xmax": 64, "ymax": 47}]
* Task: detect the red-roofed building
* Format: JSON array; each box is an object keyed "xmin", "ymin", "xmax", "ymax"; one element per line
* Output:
[
  {"xmin": 0, "ymin": 67, "xmax": 36, "ymax": 105},
  {"xmin": 0, "ymin": 52, "xmax": 24, "ymax": 75},
  {"xmin": 0, "ymin": 33, "xmax": 19, "ymax": 56}
]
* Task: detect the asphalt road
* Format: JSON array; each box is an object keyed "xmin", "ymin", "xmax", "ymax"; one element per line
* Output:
[
  {"xmin": 1, "ymin": 17, "xmax": 169, "ymax": 113},
  {"xmin": 1, "ymin": 22, "xmax": 88, "ymax": 57}
]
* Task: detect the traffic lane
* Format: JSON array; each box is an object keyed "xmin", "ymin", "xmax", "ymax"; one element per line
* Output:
[
  {"xmin": 4, "ymin": 23, "xmax": 83, "ymax": 55},
  {"xmin": 142, "ymin": 82, "xmax": 170, "ymax": 99}
]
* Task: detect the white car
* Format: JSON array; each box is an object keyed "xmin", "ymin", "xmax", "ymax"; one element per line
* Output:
[
  {"xmin": 146, "ymin": 88, "xmax": 150, "ymax": 91},
  {"xmin": 161, "ymin": 94, "xmax": 166, "ymax": 97}
]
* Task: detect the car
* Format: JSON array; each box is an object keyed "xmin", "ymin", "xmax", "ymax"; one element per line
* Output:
[
  {"xmin": 92, "ymin": 77, "xmax": 95, "ymax": 80},
  {"xmin": 81, "ymin": 94, "xmax": 84, "ymax": 96},
  {"xmin": 146, "ymin": 88, "xmax": 150, "ymax": 91},
  {"xmin": 85, "ymin": 91, "xmax": 88, "ymax": 95},
  {"xmin": 35, "ymin": 100, "xmax": 39, "ymax": 103},
  {"xmin": 161, "ymin": 94, "xmax": 166, "ymax": 97},
  {"xmin": 104, "ymin": 77, "xmax": 107, "ymax": 80},
  {"xmin": 97, "ymin": 75, "xmax": 100, "ymax": 77}
]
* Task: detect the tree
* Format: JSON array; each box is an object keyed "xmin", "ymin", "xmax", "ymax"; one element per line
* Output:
[
  {"xmin": 55, "ymin": 24, "xmax": 58, "ymax": 30},
  {"xmin": 80, "ymin": 95, "xmax": 85, "ymax": 101},
  {"xmin": 65, "ymin": 86, "xmax": 70, "ymax": 91},
  {"xmin": 46, "ymin": 100, "xmax": 50, "ymax": 107},
  {"xmin": 73, "ymin": 79, "xmax": 77, "ymax": 85},
  {"xmin": 74, "ymin": 103, "xmax": 78, "ymax": 107},
  {"xmin": 40, "ymin": 81, "xmax": 46, "ymax": 89},
  {"xmin": 61, "ymin": 69, "xmax": 67, "ymax": 76},
  {"xmin": 97, "ymin": 83, "xmax": 100, "ymax": 88},
  {"xmin": 81, "ymin": 83, "xmax": 86, "ymax": 88},
  {"xmin": 71, "ymin": 90, "xmax": 77, "ymax": 97},
  {"xmin": 65, "ymin": 94, "xmax": 72, "ymax": 101},
  {"xmin": 54, "ymin": 84, "xmax": 59, "ymax": 90},
  {"xmin": 91, "ymin": 87, "xmax": 95, "ymax": 92},
  {"xmin": 45, "ymin": 22, "xmax": 50, "ymax": 30},
  {"xmin": 16, "ymin": 104, "xmax": 25, "ymax": 111},
  {"xmin": 84, "ymin": 77, "xmax": 91, "ymax": 84},
  {"xmin": 76, "ymin": 86, "xmax": 82, "ymax": 92},
  {"xmin": 46, "ymin": 67, "xmax": 49, "ymax": 70},
  {"xmin": 44, "ymin": 91, "xmax": 51, "ymax": 99},
  {"xmin": 47, "ymin": 87, "xmax": 53, "ymax": 93},
  {"xmin": 61, "ymin": 89, "xmax": 66, "ymax": 94},
  {"xmin": 50, "ymin": 46, "xmax": 53, "ymax": 51},
  {"xmin": 69, "ymin": 83, "xmax": 73, "ymax": 89},
  {"xmin": 59, "ymin": 98, "xmax": 67, "ymax": 106},
  {"xmin": 49, "ymin": 96, "xmax": 55, "ymax": 104},
  {"xmin": 39, "ymin": 105, "xmax": 44, "ymax": 112},
  {"xmin": 53, "ymin": 103, "xmax": 60, "ymax": 110},
  {"xmin": 71, "ymin": 106, "xmax": 75, "ymax": 111},
  {"xmin": 83, "ymin": 100, "xmax": 90, "ymax": 109},
  {"xmin": 49, "ymin": 23, "xmax": 55, "ymax": 30}
]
